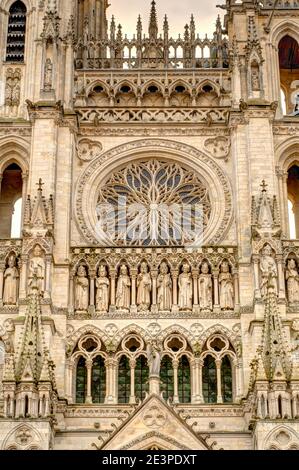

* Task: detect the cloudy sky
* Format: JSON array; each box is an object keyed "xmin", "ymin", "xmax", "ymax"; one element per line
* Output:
[{"xmin": 107, "ymin": 0, "xmax": 223, "ymax": 38}]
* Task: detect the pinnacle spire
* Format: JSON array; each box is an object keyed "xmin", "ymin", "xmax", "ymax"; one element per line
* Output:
[
  {"xmin": 259, "ymin": 277, "xmax": 292, "ymax": 382},
  {"xmin": 14, "ymin": 282, "xmax": 56, "ymax": 387},
  {"xmin": 149, "ymin": 0, "xmax": 158, "ymax": 40}
]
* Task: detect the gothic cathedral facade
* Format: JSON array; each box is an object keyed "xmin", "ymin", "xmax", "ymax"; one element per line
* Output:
[{"xmin": 0, "ymin": 0, "xmax": 299, "ymax": 451}]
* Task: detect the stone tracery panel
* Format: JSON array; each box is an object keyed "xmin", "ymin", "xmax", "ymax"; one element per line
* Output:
[{"xmin": 96, "ymin": 159, "xmax": 211, "ymax": 246}]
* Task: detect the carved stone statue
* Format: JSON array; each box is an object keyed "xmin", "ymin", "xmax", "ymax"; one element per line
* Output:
[
  {"xmin": 44, "ymin": 58, "xmax": 53, "ymax": 91},
  {"xmin": 116, "ymin": 264, "xmax": 131, "ymax": 310},
  {"xmin": 146, "ymin": 340, "xmax": 161, "ymax": 376},
  {"xmin": 219, "ymin": 261, "xmax": 234, "ymax": 310},
  {"xmin": 198, "ymin": 261, "xmax": 212, "ymax": 310},
  {"xmin": 157, "ymin": 262, "xmax": 172, "ymax": 311},
  {"xmin": 137, "ymin": 262, "xmax": 152, "ymax": 311},
  {"xmin": 178, "ymin": 263, "xmax": 193, "ymax": 310},
  {"xmin": 251, "ymin": 67, "xmax": 260, "ymax": 91},
  {"xmin": 28, "ymin": 245, "xmax": 45, "ymax": 294},
  {"xmin": 96, "ymin": 265, "xmax": 110, "ymax": 312},
  {"xmin": 75, "ymin": 265, "xmax": 89, "ymax": 311},
  {"xmin": 260, "ymin": 244, "xmax": 278, "ymax": 298},
  {"xmin": 286, "ymin": 259, "xmax": 299, "ymax": 303},
  {"xmin": 3, "ymin": 255, "xmax": 19, "ymax": 305}
]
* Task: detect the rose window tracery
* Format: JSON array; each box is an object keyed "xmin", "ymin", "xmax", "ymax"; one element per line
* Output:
[{"xmin": 96, "ymin": 159, "xmax": 212, "ymax": 246}]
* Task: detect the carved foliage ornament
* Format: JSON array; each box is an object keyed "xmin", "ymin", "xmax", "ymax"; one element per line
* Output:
[
  {"xmin": 204, "ymin": 136, "xmax": 230, "ymax": 160},
  {"xmin": 77, "ymin": 138, "xmax": 103, "ymax": 162}
]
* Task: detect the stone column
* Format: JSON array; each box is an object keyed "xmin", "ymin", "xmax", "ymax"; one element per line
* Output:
[
  {"xmin": 233, "ymin": 270, "xmax": 240, "ymax": 310},
  {"xmin": 293, "ymin": 202, "xmax": 299, "ymax": 239},
  {"xmin": 69, "ymin": 275, "xmax": 74, "ymax": 312},
  {"xmin": 0, "ymin": 261, "xmax": 5, "ymax": 306},
  {"xmin": 110, "ymin": 270, "xmax": 116, "ymax": 309},
  {"xmin": 282, "ymin": 171, "xmax": 290, "ymax": 237},
  {"xmin": 277, "ymin": 255, "xmax": 286, "ymax": 301},
  {"xmin": 212, "ymin": 269, "xmax": 220, "ymax": 310},
  {"xmin": 85, "ymin": 359, "xmax": 93, "ymax": 404},
  {"xmin": 151, "ymin": 269, "xmax": 158, "ymax": 312},
  {"xmin": 89, "ymin": 271, "xmax": 95, "ymax": 308},
  {"xmin": 173, "ymin": 359, "xmax": 179, "ymax": 404},
  {"xmin": 171, "ymin": 270, "xmax": 178, "ymax": 311},
  {"xmin": 130, "ymin": 269, "xmax": 137, "ymax": 310},
  {"xmin": 216, "ymin": 358, "xmax": 223, "ymax": 404},
  {"xmin": 21, "ymin": 171, "xmax": 28, "ymax": 229},
  {"xmin": 149, "ymin": 375, "xmax": 160, "ymax": 395},
  {"xmin": 129, "ymin": 358, "xmax": 136, "ymax": 404},
  {"xmin": 105, "ymin": 357, "xmax": 117, "ymax": 404},
  {"xmin": 191, "ymin": 357, "xmax": 203, "ymax": 404},
  {"xmin": 19, "ymin": 255, "xmax": 28, "ymax": 300},
  {"xmin": 45, "ymin": 255, "xmax": 52, "ymax": 299},
  {"xmin": 192, "ymin": 269, "xmax": 199, "ymax": 310},
  {"xmin": 253, "ymin": 255, "xmax": 261, "ymax": 299}
]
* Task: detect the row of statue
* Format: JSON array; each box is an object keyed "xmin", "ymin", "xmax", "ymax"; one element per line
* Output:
[
  {"xmin": 74, "ymin": 260, "xmax": 235, "ymax": 312},
  {"xmin": 2, "ymin": 244, "xmax": 299, "ymax": 308},
  {"xmin": 2, "ymin": 246, "xmax": 45, "ymax": 305}
]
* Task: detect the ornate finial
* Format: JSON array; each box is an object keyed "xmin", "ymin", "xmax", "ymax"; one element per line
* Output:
[
  {"xmin": 117, "ymin": 24, "xmax": 123, "ymax": 42},
  {"xmin": 137, "ymin": 14, "xmax": 142, "ymax": 40},
  {"xmin": 261, "ymin": 180, "xmax": 268, "ymax": 193},
  {"xmin": 149, "ymin": 0, "xmax": 158, "ymax": 40},
  {"xmin": 37, "ymin": 178, "xmax": 44, "ymax": 192},
  {"xmin": 190, "ymin": 14, "xmax": 195, "ymax": 40},
  {"xmin": 110, "ymin": 15, "xmax": 116, "ymax": 40}
]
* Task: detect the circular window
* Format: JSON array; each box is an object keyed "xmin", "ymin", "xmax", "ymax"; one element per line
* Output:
[
  {"xmin": 75, "ymin": 140, "xmax": 233, "ymax": 246},
  {"xmin": 96, "ymin": 159, "xmax": 211, "ymax": 246}
]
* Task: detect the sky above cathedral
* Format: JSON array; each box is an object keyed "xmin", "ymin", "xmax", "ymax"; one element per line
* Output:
[{"xmin": 107, "ymin": 0, "xmax": 223, "ymax": 38}]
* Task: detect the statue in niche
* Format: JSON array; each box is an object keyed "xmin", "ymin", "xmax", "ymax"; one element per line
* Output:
[
  {"xmin": 146, "ymin": 340, "xmax": 162, "ymax": 376},
  {"xmin": 28, "ymin": 245, "xmax": 45, "ymax": 294},
  {"xmin": 260, "ymin": 244, "xmax": 278, "ymax": 298},
  {"xmin": 44, "ymin": 58, "xmax": 53, "ymax": 91},
  {"xmin": 96, "ymin": 265, "xmax": 110, "ymax": 312},
  {"xmin": 3, "ymin": 255, "xmax": 19, "ymax": 305},
  {"xmin": 198, "ymin": 261, "xmax": 213, "ymax": 310},
  {"xmin": 178, "ymin": 263, "xmax": 193, "ymax": 311},
  {"xmin": 75, "ymin": 265, "xmax": 89, "ymax": 311},
  {"xmin": 219, "ymin": 261, "xmax": 234, "ymax": 310},
  {"xmin": 286, "ymin": 259, "xmax": 299, "ymax": 303},
  {"xmin": 251, "ymin": 66, "xmax": 260, "ymax": 92},
  {"xmin": 137, "ymin": 262, "xmax": 152, "ymax": 311},
  {"xmin": 157, "ymin": 262, "xmax": 172, "ymax": 311},
  {"xmin": 116, "ymin": 264, "xmax": 131, "ymax": 310}
]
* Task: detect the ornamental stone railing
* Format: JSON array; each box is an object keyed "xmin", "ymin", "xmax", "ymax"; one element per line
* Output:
[{"xmin": 77, "ymin": 107, "xmax": 229, "ymax": 125}]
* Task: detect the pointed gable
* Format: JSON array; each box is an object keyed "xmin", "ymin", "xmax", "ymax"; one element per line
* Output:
[{"xmin": 96, "ymin": 395, "xmax": 212, "ymax": 451}]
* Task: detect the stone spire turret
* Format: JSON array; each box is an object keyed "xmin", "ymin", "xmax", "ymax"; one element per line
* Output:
[{"xmin": 149, "ymin": 0, "xmax": 158, "ymax": 40}]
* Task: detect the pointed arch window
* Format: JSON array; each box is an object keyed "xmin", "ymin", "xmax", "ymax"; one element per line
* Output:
[
  {"xmin": 203, "ymin": 355, "xmax": 217, "ymax": 403},
  {"xmin": 76, "ymin": 356, "xmax": 87, "ymax": 404},
  {"xmin": 160, "ymin": 355, "xmax": 174, "ymax": 401},
  {"xmin": 178, "ymin": 355, "xmax": 191, "ymax": 404},
  {"xmin": 118, "ymin": 356, "xmax": 131, "ymax": 404},
  {"xmin": 135, "ymin": 355, "xmax": 149, "ymax": 402},
  {"xmin": 6, "ymin": 1, "xmax": 27, "ymax": 63},
  {"xmin": 92, "ymin": 356, "xmax": 106, "ymax": 403},
  {"xmin": 0, "ymin": 164, "xmax": 23, "ymax": 239},
  {"xmin": 221, "ymin": 355, "xmax": 233, "ymax": 403}
]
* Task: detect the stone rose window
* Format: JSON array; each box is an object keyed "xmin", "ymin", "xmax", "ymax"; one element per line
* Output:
[{"xmin": 96, "ymin": 159, "xmax": 212, "ymax": 246}]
